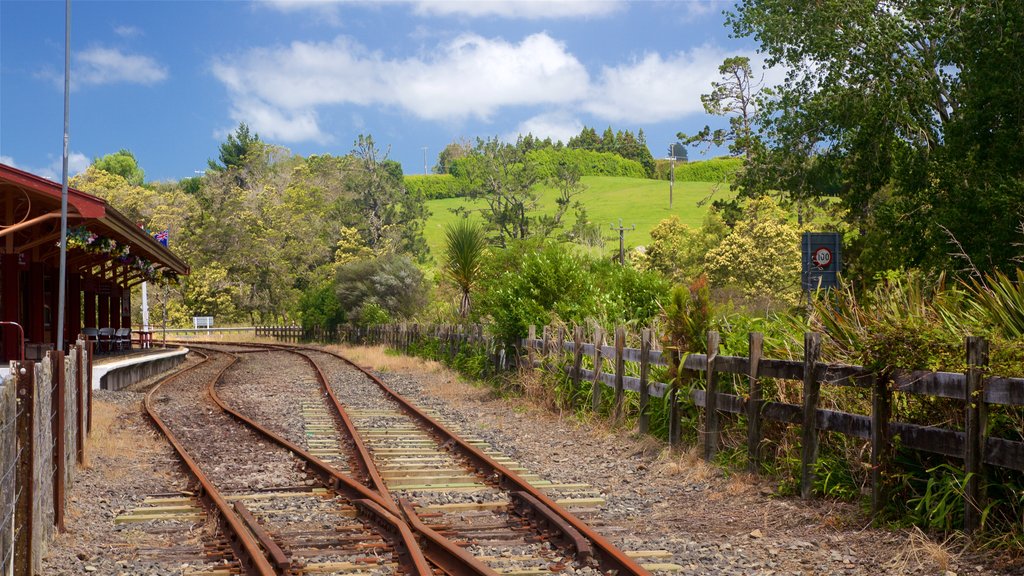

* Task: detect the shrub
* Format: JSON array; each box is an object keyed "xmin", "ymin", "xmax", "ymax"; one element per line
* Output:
[
  {"xmin": 705, "ymin": 196, "xmax": 801, "ymax": 305},
  {"xmin": 526, "ymin": 148, "xmax": 648, "ymax": 179},
  {"xmin": 334, "ymin": 255, "xmax": 428, "ymax": 325},
  {"xmin": 404, "ymin": 174, "xmax": 463, "ymax": 199}
]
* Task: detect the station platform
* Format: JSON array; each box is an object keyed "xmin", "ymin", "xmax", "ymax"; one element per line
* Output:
[{"xmin": 92, "ymin": 346, "xmax": 189, "ymax": 391}]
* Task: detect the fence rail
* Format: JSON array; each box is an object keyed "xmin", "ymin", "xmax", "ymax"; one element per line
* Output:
[
  {"xmin": 516, "ymin": 325, "xmax": 1023, "ymax": 533},
  {"xmin": 1, "ymin": 339, "xmax": 93, "ymax": 575}
]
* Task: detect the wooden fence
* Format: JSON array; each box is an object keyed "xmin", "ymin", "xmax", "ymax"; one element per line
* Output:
[
  {"xmin": 0, "ymin": 340, "xmax": 93, "ymax": 575},
  {"xmin": 254, "ymin": 325, "xmax": 303, "ymax": 343},
  {"xmin": 340, "ymin": 323, "xmax": 513, "ymax": 373},
  {"xmin": 518, "ymin": 325, "xmax": 1023, "ymax": 533}
]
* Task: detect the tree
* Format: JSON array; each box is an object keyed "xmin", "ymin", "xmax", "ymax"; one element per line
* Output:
[
  {"xmin": 345, "ymin": 135, "xmax": 429, "ymax": 259},
  {"xmin": 434, "ymin": 137, "xmax": 473, "ymax": 175},
  {"xmin": 679, "ymin": 56, "xmax": 762, "ymax": 160},
  {"xmin": 208, "ymin": 122, "xmax": 262, "ymax": 172},
  {"xmin": 443, "ymin": 220, "xmax": 486, "ymax": 318},
  {"xmin": 704, "ymin": 196, "xmax": 800, "ymax": 305},
  {"xmin": 334, "ymin": 255, "xmax": 428, "ymax": 324},
  {"xmin": 92, "ymin": 149, "xmax": 145, "ymax": 185},
  {"xmin": 726, "ymin": 0, "xmax": 1024, "ymax": 277},
  {"xmin": 455, "ymin": 137, "xmax": 542, "ymax": 247},
  {"xmin": 567, "ymin": 126, "xmax": 601, "ymax": 150}
]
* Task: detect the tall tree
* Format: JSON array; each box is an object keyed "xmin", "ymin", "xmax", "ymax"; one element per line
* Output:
[
  {"xmin": 208, "ymin": 122, "xmax": 262, "ymax": 172},
  {"xmin": 678, "ymin": 56, "xmax": 762, "ymax": 160},
  {"xmin": 727, "ymin": 0, "xmax": 1024, "ymax": 277},
  {"xmin": 92, "ymin": 149, "xmax": 145, "ymax": 186},
  {"xmin": 455, "ymin": 137, "xmax": 542, "ymax": 247},
  {"xmin": 346, "ymin": 135, "xmax": 429, "ymax": 259}
]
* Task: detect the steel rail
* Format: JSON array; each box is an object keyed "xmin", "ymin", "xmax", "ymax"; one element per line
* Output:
[
  {"xmin": 293, "ymin": 350, "xmax": 396, "ymax": 512},
  {"xmin": 197, "ymin": 344, "xmax": 496, "ymax": 576},
  {"xmin": 324, "ymin": 348, "xmax": 653, "ymax": 576},
  {"xmin": 142, "ymin": 349, "xmax": 277, "ymax": 576}
]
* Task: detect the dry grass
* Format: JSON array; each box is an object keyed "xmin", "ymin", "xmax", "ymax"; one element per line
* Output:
[
  {"xmin": 887, "ymin": 526, "xmax": 965, "ymax": 574},
  {"xmin": 656, "ymin": 445, "xmax": 719, "ymax": 484},
  {"xmin": 85, "ymin": 401, "xmax": 163, "ymax": 476},
  {"xmin": 326, "ymin": 344, "xmax": 490, "ymax": 403},
  {"xmin": 326, "ymin": 344, "xmax": 445, "ymax": 375}
]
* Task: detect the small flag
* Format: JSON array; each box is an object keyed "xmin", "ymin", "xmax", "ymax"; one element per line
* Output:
[{"xmin": 154, "ymin": 229, "xmax": 169, "ymax": 247}]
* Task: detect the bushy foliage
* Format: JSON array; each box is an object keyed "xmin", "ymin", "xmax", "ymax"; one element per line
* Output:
[
  {"xmin": 334, "ymin": 255, "xmax": 428, "ymax": 326},
  {"xmin": 472, "ymin": 240, "xmax": 666, "ymax": 343},
  {"xmin": 653, "ymin": 157, "xmax": 743, "ymax": 182},
  {"xmin": 705, "ymin": 196, "xmax": 801, "ymax": 305},
  {"xmin": 299, "ymin": 281, "xmax": 345, "ymax": 331},
  {"xmin": 404, "ymin": 174, "xmax": 462, "ymax": 199},
  {"xmin": 640, "ymin": 212, "xmax": 728, "ymax": 284},
  {"xmin": 526, "ymin": 148, "xmax": 647, "ymax": 179}
]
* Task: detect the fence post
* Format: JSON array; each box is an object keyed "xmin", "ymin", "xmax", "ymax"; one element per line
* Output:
[
  {"xmin": 704, "ymin": 331, "xmax": 721, "ymax": 461},
  {"xmin": 746, "ymin": 332, "xmax": 763, "ymax": 473},
  {"xmin": 14, "ymin": 362, "xmax": 36, "ymax": 576},
  {"xmin": 571, "ymin": 326, "xmax": 584, "ymax": 398},
  {"xmin": 51, "ymin": 352, "xmax": 66, "ymax": 532},
  {"xmin": 541, "ymin": 326, "xmax": 550, "ymax": 360},
  {"xmin": 667, "ymin": 343, "xmax": 683, "ymax": 448},
  {"xmin": 591, "ymin": 328, "xmax": 604, "ymax": 413},
  {"xmin": 638, "ymin": 329, "xmax": 652, "ymax": 434},
  {"xmin": 964, "ymin": 336, "xmax": 989, "ymax": 533},
  {"xmin": 556, "ymin": 326, "xmax": 565, "ymax": 369},
  {"xmin": 612, "ymin": 326, "xmax": 626, "ymax": 424},
  {"xmin": 75, "ymin": 344, "xmax": 85, "ymax": 465},
  {"xmin": 870, "ymin": 368, "xmax": 892, "ymax": 517},
  {"xmin": 527, "ymin": 326, "xmax": 536, "ymax": 369},
  {"xmin": 800, "ymin": 332, "xmax": 822, "ymax": 499},
  {"xmin": 86, "ymin": 340, "xmax": 94, "ymax": 433}
]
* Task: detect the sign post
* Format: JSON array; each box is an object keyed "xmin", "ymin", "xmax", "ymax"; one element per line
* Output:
[{"xmin": 801, "ymin": 232, "xmax": 842, "ymax": 292}]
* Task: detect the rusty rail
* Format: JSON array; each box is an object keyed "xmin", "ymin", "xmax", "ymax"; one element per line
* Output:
[
  {"xmin": 196, "ymin": 344, "xmax": 492, "ymax": 576},
  {"xmin": 328, "ymin": 349, "xmax": 652, "ymax": 576},
  {"xmin": 142, "ymin": 350, "xmax": 276, "ymax": 576},
  {"xmin": 294, "ymin": 351, "xmax": 396, "ymax": 512}
]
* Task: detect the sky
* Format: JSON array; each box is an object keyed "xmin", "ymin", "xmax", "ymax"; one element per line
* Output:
[{"xmin": 0, "ymin": 0, "xmax": 770, "ymax": 183}]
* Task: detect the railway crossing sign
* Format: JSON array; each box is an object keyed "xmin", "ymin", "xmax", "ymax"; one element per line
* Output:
[{"xmin": 802, "ymin": 232, "xmax": 842, "ymax": 291}]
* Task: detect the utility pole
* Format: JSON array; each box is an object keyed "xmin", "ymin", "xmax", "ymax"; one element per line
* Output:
[
  {"xmin": 610, "ymin": 218, "xmax": 635, "ymax": 265},
  {"xmin": 421, "ymin": 146, "xmax": 428, "ymax": 175}
]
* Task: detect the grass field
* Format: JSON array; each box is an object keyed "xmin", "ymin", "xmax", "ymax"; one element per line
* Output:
[{"xmin": 422, "ymin": 176, "xmax": 731, "ymax": 260}]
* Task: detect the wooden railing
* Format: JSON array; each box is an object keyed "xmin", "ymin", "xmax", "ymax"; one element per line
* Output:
[{"xmin": 520, "ymin": 325, "xmax": 1023, "ymax": 533}]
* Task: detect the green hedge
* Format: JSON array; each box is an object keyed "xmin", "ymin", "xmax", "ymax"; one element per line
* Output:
[
  {"xmin": 526, "ymin": 148, "xmax": 647, "ymax": 179},
  {"xmin": 404, "ymin": 174, "xmax": 462, "ymax": 199},
  {"xmin": 653, "ymin": 157, "xmax": 743, "ymax": 182}
]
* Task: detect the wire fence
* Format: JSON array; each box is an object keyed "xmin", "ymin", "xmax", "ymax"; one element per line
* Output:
[
  {"xmin": 0, "ymin": 339, "xmax": 93, "ymax": 575},
  {"xmin": 1, "ymin": 377, "xmax": 16, "ymax": 576}
]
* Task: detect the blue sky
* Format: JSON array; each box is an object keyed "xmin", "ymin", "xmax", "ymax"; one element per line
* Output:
[{"xmin": 0, "ymin": 0, "xmax": 770, "ymax": 182}]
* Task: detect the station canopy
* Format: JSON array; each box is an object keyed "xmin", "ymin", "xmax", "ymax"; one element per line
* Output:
[{"xmin": 0, "ymin": 162, "xmax": 189, "ymax": 286}]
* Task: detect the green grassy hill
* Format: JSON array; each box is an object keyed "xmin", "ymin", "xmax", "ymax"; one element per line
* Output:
[{"xmin": 423, "ymin": 176, "xmax": 732, "ymax": 260}]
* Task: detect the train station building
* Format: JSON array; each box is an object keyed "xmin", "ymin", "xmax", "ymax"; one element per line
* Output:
[{"xmin": 0, "ymin": 162, "xmax": 189, "ymax": 363}]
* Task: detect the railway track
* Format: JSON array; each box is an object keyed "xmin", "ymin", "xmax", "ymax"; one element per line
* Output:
[
  {"xmin": 142, "ymin": 345, "xmax": 432, "ymax": 576},
  {"xmin": 185, "ymin": 341, "xmax": 675, "ymax": 576}
]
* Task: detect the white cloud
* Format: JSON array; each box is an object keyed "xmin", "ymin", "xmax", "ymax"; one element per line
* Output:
[
  {"xmin": 212, "ymin": 33, "xmax": 588, "ymax": 141},
  {"xmin": 505, "ymin": 112, "xmax": 583, "ymax": 144},
  {"xmin": 76, "ymin": 47, "xmax": 168, "ymax": 87},
  {"xmin": 113, "ymin": 25, "xmax": 142, "ymax": 38},
  {"xmin": 585, "ymin": 45, "xmax": 777, "ymax": 123},
  {"xmin": 258, "ymin": 0, "xmax": 623, "ymax": 20},
  {"xmin": 1, "ymin": 153, "xmax": 89, "ymax": 181},
  {"xmin": 410, "ymin": 0, "xmax": 625, "ymax": 19}
]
